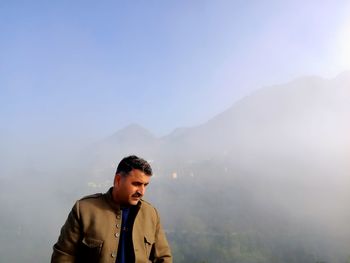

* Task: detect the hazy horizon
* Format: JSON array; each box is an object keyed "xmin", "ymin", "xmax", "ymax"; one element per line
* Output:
[{"xmin": 1, "ymin": 1, "xmax": 350, "ymax": 262}]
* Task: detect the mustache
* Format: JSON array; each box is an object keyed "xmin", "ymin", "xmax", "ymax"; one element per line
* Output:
[{"xmin": 132, "ymin": 192, "xmax": 142, "ymax": 197}]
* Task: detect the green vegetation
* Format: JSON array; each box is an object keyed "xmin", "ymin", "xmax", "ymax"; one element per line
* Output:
[{"xmin": 168, "ymin": 230, "xmax": 337, "ymax": 263}]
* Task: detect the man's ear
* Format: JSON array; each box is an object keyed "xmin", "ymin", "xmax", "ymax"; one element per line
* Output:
[{"xmin": 114, "ymin": 173, "xmax": 122, "ymax": 187}]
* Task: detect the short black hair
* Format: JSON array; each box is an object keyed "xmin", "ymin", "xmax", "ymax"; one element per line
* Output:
[{"xmin": 116, "ymin": 155, "xmax": 152, "ymax": 176}]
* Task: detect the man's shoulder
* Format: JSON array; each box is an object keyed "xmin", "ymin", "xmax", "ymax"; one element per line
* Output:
[
  {"xmin": 137, "ymin": 200, "xmax": 161, "ymax": 224},
  {"xmin": 139, "ymin": 199, "xmax": 159, "ymax": 214},
  {"xmin": 77, "ymin": 192, "xmax": 106, "ymax": 207},
  {"xmin": 74, "ymin": 192, "xmax": 111, "ymax": 214},
  {"xmin": 80, "ymin": 193, "xmax": 104, "ymax": 201},
  {"xmin": 140, "ymin": 199, "xmax": 154, "ymax": 207}
]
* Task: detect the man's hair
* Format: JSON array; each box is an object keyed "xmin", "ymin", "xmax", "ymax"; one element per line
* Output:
[{"xmin": 116, "ymin": 155, "xmax": 153, "ymax": 176}]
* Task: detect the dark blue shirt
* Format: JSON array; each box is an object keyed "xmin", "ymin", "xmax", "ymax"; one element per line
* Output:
[{"xmin": 116, "ymin": 207, "xmax": 136, "ymax": 263}]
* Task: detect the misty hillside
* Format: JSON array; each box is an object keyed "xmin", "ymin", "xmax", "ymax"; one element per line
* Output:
[
  {"xmin": 90, "ymin": 71, "xmax": 350, "ymax": 165},
  {"xmin": 74, "ymin": 72, "xmax": 350, "ymax": 262},
  {"xmin": 1, "ymin": 72, "xmax": 349, "ymax": 263}
]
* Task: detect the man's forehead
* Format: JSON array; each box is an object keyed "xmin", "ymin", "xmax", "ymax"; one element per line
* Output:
[{"xmin": 128, "ymin": 169, "xmax": 150, "ymax": 182}]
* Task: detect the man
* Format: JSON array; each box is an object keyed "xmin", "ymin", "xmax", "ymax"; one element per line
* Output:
[{"xmin": 51, "ymin": 155, "xmax": 172, "ymax": 263}]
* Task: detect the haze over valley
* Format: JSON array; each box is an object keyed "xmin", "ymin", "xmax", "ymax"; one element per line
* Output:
[{"xmin": 1, "ymin": 73, "xmax": 349, "ymax": 262}]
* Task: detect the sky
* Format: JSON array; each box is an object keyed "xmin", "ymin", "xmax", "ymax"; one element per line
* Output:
[
  {"xmin": 1, "ymin": 0, "xmax": 350, "ymax": 146},
  {"xmin": 1, "ymin": 3, "xmax": 350, "ymax": 261}
]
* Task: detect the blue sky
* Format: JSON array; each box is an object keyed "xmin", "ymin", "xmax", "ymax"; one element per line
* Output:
[{"xmin": 1, "ymin": 0, "xmax": 350, "ymax": 145}]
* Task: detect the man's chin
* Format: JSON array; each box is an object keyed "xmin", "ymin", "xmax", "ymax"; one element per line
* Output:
[{"xmin": 129, "ymin": 198, "xmax": 140, "ymax": 205}]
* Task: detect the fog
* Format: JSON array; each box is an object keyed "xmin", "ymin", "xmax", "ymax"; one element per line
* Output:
[{"xmin": 1, "ymin": 73, "xmax": 349, "ymax": 262}]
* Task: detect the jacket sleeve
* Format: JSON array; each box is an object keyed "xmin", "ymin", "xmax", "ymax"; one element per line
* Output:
[
  {"xmin": 51, "ymin": 201, "xmax": 82, "ymax": 263},
  {"xmin": 152, "ymin": 210, "xmax": 172, "ymax": 263}
]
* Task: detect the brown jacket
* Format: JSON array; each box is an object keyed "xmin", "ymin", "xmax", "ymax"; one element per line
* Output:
[{"xmin": 51, "ymin": 188, "xmax": 172, "ymax": 263}]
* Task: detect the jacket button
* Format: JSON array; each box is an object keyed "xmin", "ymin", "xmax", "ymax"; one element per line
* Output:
[
  {"xmin": 115, "ymin": 233, "xmax": 119, "ymax": 238},
  {"xmin": 116, "ymin": 224, "xmax": 120, "ymax": 228},
  {"xmin": 111, "ymin": 252, "xmax": 117, "ymax": 258}
]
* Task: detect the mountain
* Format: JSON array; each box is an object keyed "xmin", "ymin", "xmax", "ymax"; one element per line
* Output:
[
  {"xmin": 75, "ymin": 72, "xmax": 350, "ymax": 263},
  {"xmin": 155, "ymin": 75, "xmax": 348, "ymax": 175},
  {"xmin": 168, "ymin": 73, "xmax": 349, "ymax": 156},
  {"xmin": 90, "ymin": 72, "xmax": 350, "ymax": 168},
  {"xmin": 85, "ymin": 123, "xmax": 160, "ymax": 179}
]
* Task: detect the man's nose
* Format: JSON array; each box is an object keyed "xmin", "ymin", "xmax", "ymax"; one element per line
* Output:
[{"xmin": 138, "ymin": 185, "xmax": 145, "ymax": 195}]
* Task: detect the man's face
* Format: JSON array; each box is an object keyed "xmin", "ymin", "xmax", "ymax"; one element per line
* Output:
[{"xmin": 112, "ymin": 169, "xmax": 150, "ymax": 206}]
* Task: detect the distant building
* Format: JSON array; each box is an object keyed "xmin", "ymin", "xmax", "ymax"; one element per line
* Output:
[{"xmin": 172, "ymin": 172, "xmax": 177, "ymax": 179}]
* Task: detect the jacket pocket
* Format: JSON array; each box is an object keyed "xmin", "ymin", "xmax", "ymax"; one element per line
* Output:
[
  {"xmin": 77, "ymin": 236, "xmax": 104, "ymax": 263},
  {"xmin": 144, "ymin": 234, "xmax": 155, "ymax": 259}
]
